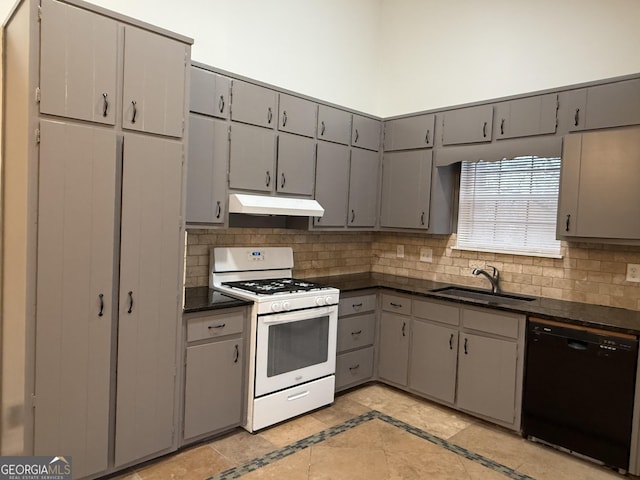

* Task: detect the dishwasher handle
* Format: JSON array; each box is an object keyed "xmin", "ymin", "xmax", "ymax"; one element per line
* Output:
[{"xmin": 567, "ymin": 339, "xmax": 588, "ymax": 351}]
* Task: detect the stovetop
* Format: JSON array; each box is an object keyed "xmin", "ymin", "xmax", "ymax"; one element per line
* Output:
[{"xmin": 222, "ymin": 278, "xmax": 331, "ymax": 296}]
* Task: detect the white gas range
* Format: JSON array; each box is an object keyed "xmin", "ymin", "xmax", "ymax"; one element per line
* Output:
[{"xmin": 210, "ymin": 247, "xmax": 339, "ymax": 432}]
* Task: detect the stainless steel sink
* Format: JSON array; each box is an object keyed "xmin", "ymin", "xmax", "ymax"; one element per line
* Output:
[{"xmin": 429, "ymin": 286, "xmax": 536, "ymax": 304}]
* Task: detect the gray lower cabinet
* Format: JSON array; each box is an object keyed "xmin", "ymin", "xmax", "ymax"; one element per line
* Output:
[
  {"xmin": 190, "ymin": 66, "xmax": 231, "ymax": 120},
  {"xmin": 335, "ymin": 292, "xmax": 377, "ymax": 391},
  {"xmin": 317, "ymin": 105, "xmax": 352, "ymax": 145},
  {"xmin": 563, "ymin": 78, "xmax": 640, "ymax": 132},
  {"xmin": 278, "ymin": 93, "xmax": 317, "ymax": 138},
  {"xmin": 313, "ymin": 141, "xmax": 350, "ymax": 227},
  {"xmin": 229, "ymin": 123, "xmax": 276, "ymax": 192},
  {"xmin": 186, "ymin": 114, "xmax": 228, "ymax": 225},
  {"xmin": 557, "ymin": 127, "xmax": 640, "ymax": 240},
  {"xmin": 441, "ymin": 104, "xmax": 494, "ymax": 145},
  {"xmin": 230, "ymin": 79, "xmax": 277, "ymax": 128},
  {"xmin": 378, "ymin": 294, "xmax": 411, "ymax": 386},
  {"xmin": 380, "ymin": 150, "xmax": 432, "ymax": 229},
  {"xmin": 495, "ymin": 93, "xmax": 558, "ymax": 139},
  {"xmin": 352, "ymin": 114, "xmax": 381, "ymax": 151},
  {"xmin": 276, "ymin": 133, "xmax": 316, "ymax": 196},
  {"xmin": 183, "ymin": 309, "xmax": 245, "ymax": 442},
  {"xmin": 348, "ymin": 148, "xmax": 379, "ymax": 228},
  {"xmin": 383, "ymin": 114, "xmax": 436, "ymax": 150}
]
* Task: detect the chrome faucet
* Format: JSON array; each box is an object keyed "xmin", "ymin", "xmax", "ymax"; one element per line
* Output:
[{"xmin": 472, "ymin": 265, "xmax": 500, "ymax": 294}]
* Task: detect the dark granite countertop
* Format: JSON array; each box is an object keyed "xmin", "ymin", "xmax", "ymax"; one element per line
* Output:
[
  {"xmin": 183, "ymin": 287, "xmax": 253, "ymax": 313},
  {"xmin": 306, "ymin": 272, "xmax": 640, "ymax": 336}
]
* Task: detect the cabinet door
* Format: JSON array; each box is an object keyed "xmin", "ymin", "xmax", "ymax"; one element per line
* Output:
[
  {"xmin": 495, "ymin": 94, "xmax": 557, "ymax": 139},
  {"xmin": 383, "ymin": 114, "xmax": 435, "ymax": 150},
  {"xmin": 313, "ymin": 142, "xmax": 350, "ymax": 227},
  {"xmin": 184, "ymin": 339, "xmax": 243, "ymax": 440},
  {"xmin": 380, "ymin": 150, "xmax": 432, "ymax": 229},
  {"xmin": 585, "ymin": 79, "xmax": 640, "ymax": 130},
  {"xmin": 229, "ymin": 123, "xmax": 276, "ymax": 192},
  {"xmin": 190, "ymin": 67, "xmax": 231, "ymax": 120},
  {"xmin": 278, "ymin": 94, "xmax": 317, "ymax": 138},
  {"xmin": 348, "ymin": 148, "xmax": 379, "ymax": 227},
  {"xmin": 34, "ymin": 121, "xmax": 116, "ymax": 479},
  {"xmin": 317, "ymin": 105, "xmax": 351, "ymax": 145},
  {"xmin": 186, "ymin": 114, "xmax": 228, "ymax": 224},
  {"xmin": 352, "ymin": 114, "xmax": 381, "ymax": 151},
  {"xmin": 558, "ymin": 128, "xmax": 640, "ymax": 239},
  {"xmin": 230, "ymin": 80, "xmax": 277, "ymax": 128},
  {"xmin": 457, "ymin": 333, "xmax": 517, "ymax": 424},
  {"xmin": 409, "ymin": 320, "xmax": 458, "ymax": 404},
  {"xmin": 378, "ymin": 313, "xmax": 410, "ymax": 386},
  {"xmin": 442, "ymin": 105, "xmax": 493, "ymax": 145},
  {"xmin": 116, "ymin": 134, "xmax": 184, "ymax": 467},
  {"xmin": 122, "ymin": 26, "xmax": 187, "ymax": 138},
  {"xmin": 39, "ymin": 0, "xmax": 117, "ymax": 125},
  {"xmin": 276, "ymin": 133, "xmax": 316, "ymax": 196}
]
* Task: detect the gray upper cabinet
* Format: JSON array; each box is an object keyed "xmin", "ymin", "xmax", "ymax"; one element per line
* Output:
[
  {"xmin": 39, "ymin": 0, "xmax": 117, "ymax": 125},
  {"xmin": 383, "ymin": 114, "xmax": 436, "ymax": 151},
  {"xmin": 317, "ymin": 105, "xmax": 352, "ymax": 145},
  {"xmin": 122, "ymin": 26, "xmax": 187, "ymax": 138},
  {"xmin": 563, "ymin": 79, "xmax": 640, "ymax": 132},
  {"xmin": 313, "ymin": 142, "xmax": 350, "ymax": 227},
  {"xmin": 230, "ymin": 80, "xmax": 277, "ymax": 128},
  {"xmin": 186, "ymin": 114, "xmax": 228, "ymax": 225},
  {"xmin": 190, "ymin": 67, "xmax": 231, "ymax": 120},
  {"xmin": 278, "ymin": 94, "xmax": 317, "ymax": 138},
  {"xmin": 495, "ymin": 94, "xmax": 558, "ymax": 139},
  {"xmin": 352, "ymin": 114, "xmax": 381, "ymax": 151},
  {"xmin": 229, "ymin": 123, "xmax": 276, "ymax": 192},
  {"xmin": 276, "ymin": 133, "xmax": 316, "ymax": 196},
  {"xmin": 348, "ymin": 148, "xmax": 379, "ymax": 227},
  {"xmin": 441, "ymin": 104, "xmax": 494, "ymax": 145},
  {"xmin": 380, "ymin": 150, "xmax": 433, "ymax": 229},
  {"xmin": 557, "ymin": 127, "xmax": 640, "ymax": 240}
]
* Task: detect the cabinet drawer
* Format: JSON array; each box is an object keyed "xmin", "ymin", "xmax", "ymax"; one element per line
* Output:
[
  {"xmin": 413, "ymin": 299, "xmax": 459, "ymax": 326},
  {"xmin": 187, "ymin": 311, "xmax": 244, "ymax": 342},
  {"xmin": 337, "ymin": 313, "xmax": 376, "ymax": 353},
  {"xmin": 462, "ymin": 307, "xmax": 521, "ymax": 339},
  {"xmin": 339, "ymin": 293, "xmax": 376, "ymax": 316},
  {"xmin": 381, "ymin": 294, "xmax": 411, "ymax": 315},
  {"xmin": 336, "ymin": 347, "xmax": 374, "ymax": 390}
]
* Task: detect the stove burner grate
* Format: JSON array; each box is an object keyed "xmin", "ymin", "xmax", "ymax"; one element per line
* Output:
[{"xmin": 222, "ymin": 278, "xmax": 329, "ymax": 295}]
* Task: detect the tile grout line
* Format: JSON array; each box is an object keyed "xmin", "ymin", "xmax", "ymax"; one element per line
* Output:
[{"xmin": 204, "ymin": 410, "xmax": 535, "ymax": 480}]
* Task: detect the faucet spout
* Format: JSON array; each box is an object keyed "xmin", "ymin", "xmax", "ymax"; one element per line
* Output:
[{"xmin": 472, "ymin": 266, "xmax": 500, "ymax": 294}]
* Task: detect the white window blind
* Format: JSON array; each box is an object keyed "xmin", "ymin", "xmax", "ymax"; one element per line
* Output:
[{"xmin": 456, "ymin": 156, "xmax": 562, "ymax": 257}]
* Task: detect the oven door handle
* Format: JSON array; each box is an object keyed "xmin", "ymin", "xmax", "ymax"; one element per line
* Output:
[{"xmin": 261, "ymin": 305, "xmax": 336, "ymax": 325}]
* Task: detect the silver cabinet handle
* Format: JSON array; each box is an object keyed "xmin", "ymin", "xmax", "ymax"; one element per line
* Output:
[
  {"xmin": 281, "ymin": 172, "xmax": 286, "ymax": 189},
  {"xmin": 449, "ymin": 333, "xmax": 454, "ymax": 350},
  {"xmin": 420, "ymin": 212, "xmax": 425, "ymax": 226},
  {"xmin": 131, "ymin": 101, "xmax": 137, "ymax": 124},
  {"xmin": 565, "ymin": 214, "xmax": 571, "ymax": 232},
  {"xmin": 127, "ymin": 291, "xmax": 134, "ymax": 314},
  {"xmin": 267, "ymin": 107, "xmax": 273, "ymax": 124},
  {"xmin": 219, "ymin": 95, "xmax": 225, "ymax": 114},
  {"xmin": 425, "ymin": 129, "xmax": 430, "ymax": 144},
  {"xmin": 320, "ymin": 121, "xmax": 326, "ymax": 136},
  {"xmin": 215, "ymin": 200, "xmax": 221, "ymax": 219},
  {"xmin": 350, "ymin": 209, "xmax": 355, "ymax": 223},
  {"xmin": 266, "ymin": 171, "xmax": 271, "ymax": 187},
  {"xmin": 574, "ymin": 108, "xmax": 580, "ymax": 127},
  {"xmin": 354, "ymin": 128, "xmax": 359, "ymax": 143},
  {"xmin": 402, "ymin": 321, "xmax": 406, "ymax": 337},
  {"xmin": 282, "ymin": 110, "xmax": 287, "ymax": 127},
  {"xmin": 500, "ymin": 118, "xmax": 505, "ymax": 135},
  {"xmin": 234, "ymin": 344, "xmax": 239, "ymax": 363},
  {"xmin": 464, "ymin": 337, "xmax": 468, "ymax": 355},
  {"xmin": 102, "ymin": 93, "xmax": 109, "ymax": 117},
  {"xmin": 482, "ymin": 121, "xmax": 487, "ymax": 138},
  {"xmin": 98, "ymin": 293, "xmax": 104, "ymax": 317}
]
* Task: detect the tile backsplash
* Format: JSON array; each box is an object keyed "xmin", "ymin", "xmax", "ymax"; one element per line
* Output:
[{"xmin": 186, "ymin": 228, "xmax": 640, "ymax": 311}]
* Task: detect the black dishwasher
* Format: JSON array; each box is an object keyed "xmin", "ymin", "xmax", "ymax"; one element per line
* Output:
[{"xmin": 522, "ymin": 318, "xmax": 638, "ymax": 471}]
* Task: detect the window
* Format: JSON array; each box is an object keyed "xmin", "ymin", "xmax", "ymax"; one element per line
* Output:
[{"xmin": 456, "ymin": 156, "xmax": 562, "ymax": 257}]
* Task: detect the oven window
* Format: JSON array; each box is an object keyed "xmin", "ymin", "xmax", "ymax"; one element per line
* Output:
[{"xmin": 267, "ymin": 315, "xmax": 329, "ymax": 377}]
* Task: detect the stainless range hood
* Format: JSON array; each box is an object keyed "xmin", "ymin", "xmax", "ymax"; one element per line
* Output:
[{"xmin": 228, "ymin": 193, "xmax": 325, "ymax": 217}]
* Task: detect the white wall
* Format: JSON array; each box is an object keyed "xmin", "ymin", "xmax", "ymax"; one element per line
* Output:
[{"xmin": 378, "ymin": 0, "xmax": 640, "ymax": 117}]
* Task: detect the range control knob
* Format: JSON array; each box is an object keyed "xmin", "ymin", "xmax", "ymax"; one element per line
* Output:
[
  {"xmin": 271, "ymin": 302, "xmax": 282, "ymax": 312},
  {"xmin": 315, "ymin": 296, "xmax": 326, "ymax": 306},
  {"xmin": 324, "ymin": 296, "xmax": 335, "ymax": 305},
  {"xmin": 282, "ymin": 301, "xmax": 291, "ymax": 311}
]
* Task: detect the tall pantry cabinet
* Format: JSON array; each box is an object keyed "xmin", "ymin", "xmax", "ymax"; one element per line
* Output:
[{"xmin": 1, "ymin": 0, "xmax": 192, "ymax": 478}]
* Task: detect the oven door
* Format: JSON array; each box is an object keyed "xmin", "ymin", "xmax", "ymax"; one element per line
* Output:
[{"xmin": 255, "ymin": 305, "xmax": 337, "ymax": 397}]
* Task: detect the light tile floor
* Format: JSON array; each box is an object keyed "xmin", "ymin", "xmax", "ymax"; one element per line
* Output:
[{"xmin": 111, "ymin": 384, "xmax": 637, "ymax": 480}]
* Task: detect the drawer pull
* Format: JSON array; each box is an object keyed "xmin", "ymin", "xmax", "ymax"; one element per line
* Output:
[
  {"xmin": 98, "ymin": 293, "xmax": 104, "ymax": 317},
  {"xmin": 287, "ymin": 390, "xmax": 310, "ymax": 401},
  {"xmin": 127, "ymin": 291, "xmax": 134, "ymax": 314},
  {"xmin": 352, "ymin": 302, "xmax": 363, "ymax": 308},
  {"xmin": 349, "ymin": 364, "xmax": 360, "ymax": 371},
  {"xmin": 390, "ymin": 302, "xmax": 403, "ymax": 308},
  {"xmin": 351, "ymin": 330, "xmax": 362, "ymax": 336},
  {"xmin": 208, "ymin": 323, "xmax": 226, "ymax": 329},
  {"xmin": 131, "ymin": 100, "xmax": 137, "ymax": 124}
]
